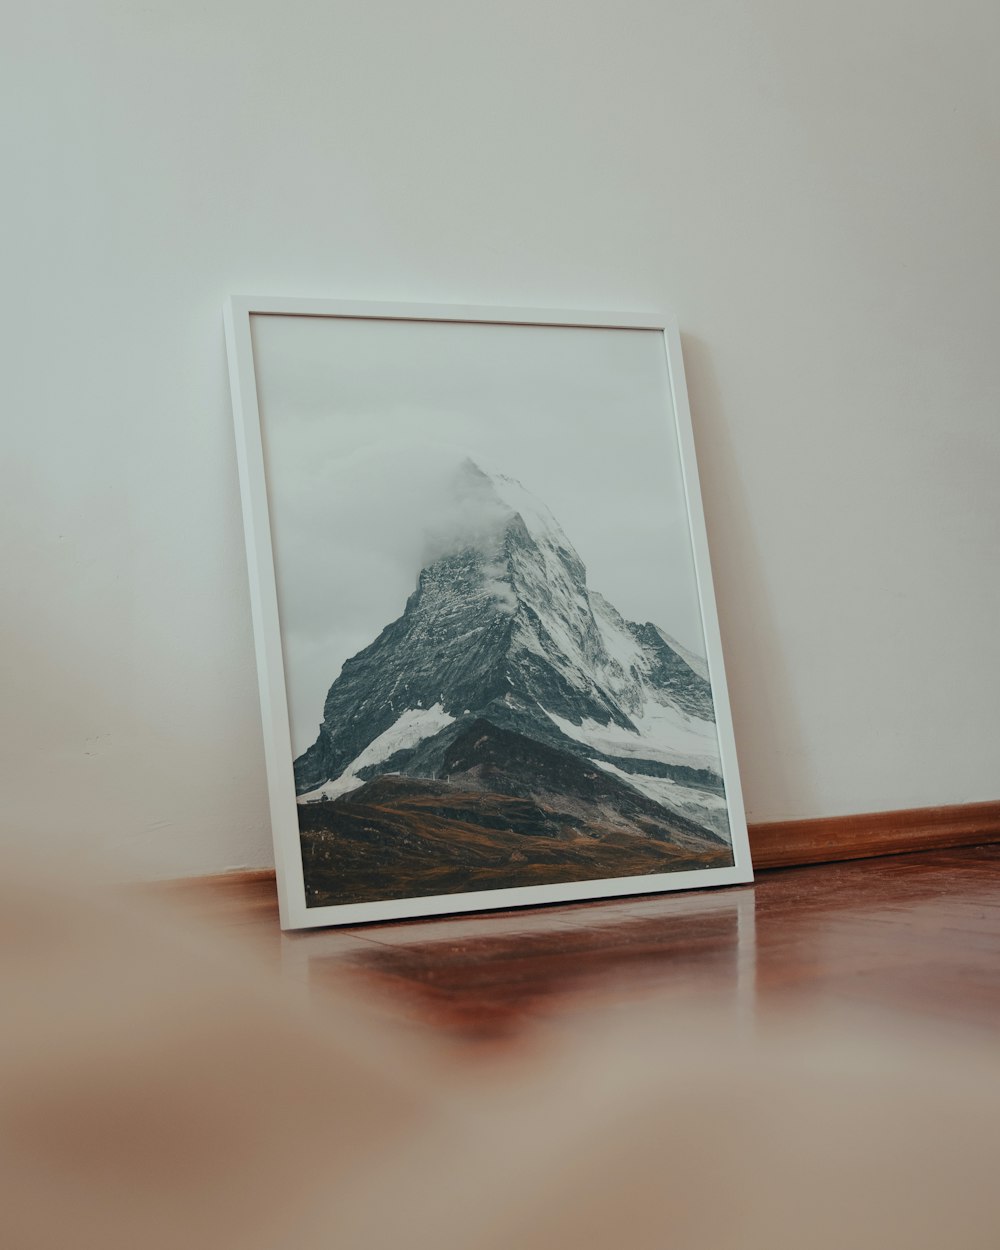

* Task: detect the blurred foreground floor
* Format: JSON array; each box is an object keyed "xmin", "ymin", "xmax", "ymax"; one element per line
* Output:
[
  {"xmin": 8, "ymin": 841, "xmax": 1000, "ymax": 1249},
  {"xmin": 161, "ymin": 843, "xmax": 1000, "ymax": 1045}
]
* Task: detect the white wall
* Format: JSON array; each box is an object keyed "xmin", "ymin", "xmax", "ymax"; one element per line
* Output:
[{"xmin": 4, "ymin": 1, "xmax": 998, "ymax": 878}]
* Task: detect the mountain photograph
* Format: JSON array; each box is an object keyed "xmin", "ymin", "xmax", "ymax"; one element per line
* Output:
[
  {"xmin": 246, "ymin": 311, "xmax": 743, "ymax": 919},
  {"xmin": 293, "ymin": 460, "xmax": 733, "ymax": 908}
]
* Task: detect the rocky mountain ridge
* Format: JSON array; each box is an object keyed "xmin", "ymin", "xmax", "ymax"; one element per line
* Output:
[{"xmin": 293, "ymin": 460, "xmax": 729, "ymax": 844}]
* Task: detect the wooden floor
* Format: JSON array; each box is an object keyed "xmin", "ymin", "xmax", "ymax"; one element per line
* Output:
[{"xmin": 173, "ymin": 844, "xmax": 1000, "ymax": 1046}]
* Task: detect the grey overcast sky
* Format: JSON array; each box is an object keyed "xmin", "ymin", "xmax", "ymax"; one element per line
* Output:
[{"xmin": 251, "ymin": 313, "xmax": 710, "ymax": 756}]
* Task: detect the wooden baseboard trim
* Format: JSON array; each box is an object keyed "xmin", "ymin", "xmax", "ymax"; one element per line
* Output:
[
  {"xmin": 155, "ymin": 801, "xmax": 1000, "ymax": 894},
  {"xmin": 748, "ymin": 800, "xmax": 1000, "ymax": 869}
]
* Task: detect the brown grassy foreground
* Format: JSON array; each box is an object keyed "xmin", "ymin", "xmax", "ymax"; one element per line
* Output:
[{"xmin": 298, "ymin": 776, "xmax": 732, "ymax": 907}]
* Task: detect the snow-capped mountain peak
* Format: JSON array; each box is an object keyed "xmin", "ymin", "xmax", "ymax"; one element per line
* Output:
[
  {"xmin": 444, "ymin": 458, "xmax": 585, "ymax": 569},
  {"xmin": 292, "ymin": 460, "xmax": 726, "ymax": 840}
]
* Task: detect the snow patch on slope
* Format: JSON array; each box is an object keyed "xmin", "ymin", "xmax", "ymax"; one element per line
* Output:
[
  {"xmin": 545, "ymin": 705, "xmax": 722, "ymax": 775},
  {"xmin": 591, "ymin": 758, "xmax": 730, "ymax": 839},
  {"xmin": 298, "ymin": 703, "xmax": 455, "ymax": 803}
]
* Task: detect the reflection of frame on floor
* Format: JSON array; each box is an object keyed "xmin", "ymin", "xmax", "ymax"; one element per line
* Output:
[
  {"xmin": 225, "ymin": 298, "xmax": 752, "ymax": 929},
  {"xmin": 279, "ymin": 887, "xmax": 757, "ymax": 1036}
]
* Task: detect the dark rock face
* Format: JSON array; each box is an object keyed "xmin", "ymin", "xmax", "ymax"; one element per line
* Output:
[
  {"xmin": 626, "ymin": 621, "xmax": 716, "ymax": 721},
  {"xmin": 293, "ymin": 460, "xmax": 728, "ymax": 868},
  {"xmin": 435, "ymin": 718, "xmax": 728, "ymax": 848},
  {"xmin": 293, "ymin": 540, "xmax": 517, "ymax": 794}
]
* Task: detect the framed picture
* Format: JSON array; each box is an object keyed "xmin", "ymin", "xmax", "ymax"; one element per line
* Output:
[{"xmin": 224, "ymin": 298, "xmax": 751, "ymax": 929}]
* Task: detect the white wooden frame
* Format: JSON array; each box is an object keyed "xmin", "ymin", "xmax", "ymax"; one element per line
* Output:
[{"xmin": 224, "ymin": 297, "xmax": 752, "ymax": 929}]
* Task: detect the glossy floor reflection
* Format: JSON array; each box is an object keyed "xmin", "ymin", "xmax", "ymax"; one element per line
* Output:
[
  {"xmin": 16, "ymin": 841, "xmax": 1000, "ymax": 1250},
  {"xmin": 177, "ymin": 844, "xmax": 1000, "ymax": 1045}
]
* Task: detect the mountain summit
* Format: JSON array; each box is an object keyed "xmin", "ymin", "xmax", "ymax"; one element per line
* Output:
[{"xmin": 293, "ymin": 461, "xmax": 729, "ymax": 859}]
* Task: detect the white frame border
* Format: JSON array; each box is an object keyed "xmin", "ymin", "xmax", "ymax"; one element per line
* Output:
[{"xmin": 224, "ymin": 296, "xmax": 752, "ymax": 929}]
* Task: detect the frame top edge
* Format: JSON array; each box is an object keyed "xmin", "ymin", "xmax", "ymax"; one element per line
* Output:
[{"xmin": 224, "ymin": 295, "xmax": 674, "ymax": 332}]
